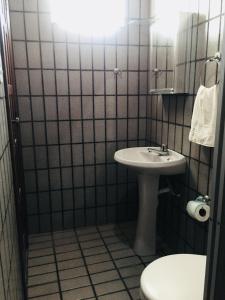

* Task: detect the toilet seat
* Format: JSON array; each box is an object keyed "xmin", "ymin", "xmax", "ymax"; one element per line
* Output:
[{"xmin": 140, "ymin": 254, "xmax": 206, "ymax": 300}]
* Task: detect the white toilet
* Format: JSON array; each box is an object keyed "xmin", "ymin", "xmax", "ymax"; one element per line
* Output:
[{"xmin": 140, "ymin": 254, "xmax": 206, "ymax": 300}]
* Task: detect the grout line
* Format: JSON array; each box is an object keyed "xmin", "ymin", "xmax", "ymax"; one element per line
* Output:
[
  {"xmin": 51, "ymin": 233, "xmax": 63, "ymax": 300},
  {"xmin": 73, "ymin": 228, "xmax": 98, "ymax": 298},
  {"xmin": 96, "ymin": 227, "xmax": 135, "ymax": 299}
]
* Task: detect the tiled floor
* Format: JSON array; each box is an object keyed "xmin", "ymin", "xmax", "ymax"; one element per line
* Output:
[{"xmin": 27, "ymin": 223, "xmax": 163, "ymax": 300}]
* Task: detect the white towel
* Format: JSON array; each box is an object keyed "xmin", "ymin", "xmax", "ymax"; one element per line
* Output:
[{"xmin": 189, "ymin": 85, "xmax": 218, "ymax": 147}]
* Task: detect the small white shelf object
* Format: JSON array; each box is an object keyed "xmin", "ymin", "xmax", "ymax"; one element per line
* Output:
[{"xmin": 149, "ymin": 88, "xmax": 188, "ymax": 95}]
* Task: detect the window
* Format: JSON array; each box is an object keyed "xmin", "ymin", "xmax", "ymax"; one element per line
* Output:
[
  {"xmin": 152, "ymin": 0, "xmax": 195, "ymax": 39},
  {"xmin": 50, "ymin": 0, "xmax": 126, "ymax": 37}
]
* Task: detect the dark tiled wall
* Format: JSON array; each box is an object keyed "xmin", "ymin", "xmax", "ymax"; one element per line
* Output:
[
  {"xmin": 147, "ymin": 0, "xmax": 224, "ymax": 254},
  {"xmin": 9, "ymin": 0, "xmax": 149, "ymax": 233},
  {"xmin": 0, "ymin": 58, "xmax": 23, "ymax": 298}
]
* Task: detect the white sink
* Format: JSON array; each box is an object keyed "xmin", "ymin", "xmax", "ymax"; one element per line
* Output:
[
  {"xmin": 114, "ymin": 147, "xmax": 186, "ymax": 256},
  {"xmin": 114, "ymin": 147, "xmax": 186, "ymax": 175}
]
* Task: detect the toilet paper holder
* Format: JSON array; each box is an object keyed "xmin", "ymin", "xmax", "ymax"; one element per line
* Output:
[
  {"xmin": 194, "ymin": 195, "xmax": 210, "ymax": 204},
  {"xmin": 187, "ymin": 195, "xmax": 211, "ymax": 222}
]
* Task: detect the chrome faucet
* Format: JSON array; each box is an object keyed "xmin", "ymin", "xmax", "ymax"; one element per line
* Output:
[{"xmin": 147, "ymin": 144, "xmax": 169, "ymax": 156}]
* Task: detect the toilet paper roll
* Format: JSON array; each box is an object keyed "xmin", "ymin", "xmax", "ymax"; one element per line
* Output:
[{"xmin": 186, "ymin": 200, "xmax": 210, "ymax": 222}]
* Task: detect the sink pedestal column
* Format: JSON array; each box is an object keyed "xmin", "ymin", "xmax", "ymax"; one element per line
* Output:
[{"xmin": 134, "ymin": 174, "xmax": 159, "ymax": 256}]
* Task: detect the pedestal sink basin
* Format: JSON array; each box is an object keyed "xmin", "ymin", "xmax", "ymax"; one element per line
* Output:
[{"xmin": 114, "ymin": 147, "xmax": 186, "ymax": 256}]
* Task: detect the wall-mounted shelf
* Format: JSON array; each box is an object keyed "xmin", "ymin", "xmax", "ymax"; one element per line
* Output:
[
  {"xmin": 149, "ymin": 88, "xmax": 188, "ymax": 95},
  {"xmin": 128, "ymin": 16, "xmax": 157, "ymax": 26}
]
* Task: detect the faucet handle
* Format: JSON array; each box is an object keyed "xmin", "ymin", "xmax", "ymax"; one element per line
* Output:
[{"xmin": 161, "ymin": 144, "xmax": 168, "ymax": 152}]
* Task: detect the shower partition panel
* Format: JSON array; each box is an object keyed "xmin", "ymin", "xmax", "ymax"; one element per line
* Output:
[
  {"xmin": 204, "ymin": 13, "xmax": 225, "ymax": 300},
  {"xmin": 0, "ymin": 0, "xmax": 27, "ymax": 295}
]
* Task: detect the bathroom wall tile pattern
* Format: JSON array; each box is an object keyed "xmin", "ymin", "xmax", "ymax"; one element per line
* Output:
[
  {"xmin": 9, "ymin": 0, "xmax": 149, "ymax": 233},
  {"xmin": 147, "ymin": 0, "xmax": 224, "ymax": 254},
  {"xmin": 0, "ymin": 76, "xmax": 23, "ymax": 298},
  {"xmin": 10, "ymin": 0, "xmax": 224, "ymax": 258},
  {"xmin": 27, "ymin": 223, "xmax": 164, "ymax": 300}
]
